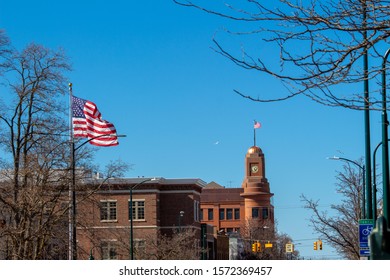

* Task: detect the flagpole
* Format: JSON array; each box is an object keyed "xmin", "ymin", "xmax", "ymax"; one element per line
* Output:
[
  {"xmin": 253, "ymin": 120, "xmax": 257, "ymax": 146},
  {"xmin": 254, "ymin": 126, "xmax": 256, "ymax": 147},
  {"xmin": 68, "ymin": 82, "xmax": 77, "ymax": 260}
]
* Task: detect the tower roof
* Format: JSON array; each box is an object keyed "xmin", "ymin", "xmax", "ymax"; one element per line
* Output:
[{"xmin": 247, "ymin": 145, "xmax": 262, "ymax": 155}]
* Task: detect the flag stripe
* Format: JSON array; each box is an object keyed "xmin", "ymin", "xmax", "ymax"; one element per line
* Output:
[{"xmin": 72, "ymin": 95, "xmax": 118, "ymax": 146}]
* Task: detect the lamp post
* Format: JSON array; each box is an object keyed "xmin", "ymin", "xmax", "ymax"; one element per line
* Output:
[
  {"xmin": 370, "ymin": 49, "xmax": 390, "ymax": 259},
  {"xmin": 68, "ymin": 134, "xmax": 126, "ymax": 260},
  {"xmin": 327, "ymin": 156, "xmax": 365, "ymax": 219},
  {"xmin": 129, "ymin": 178, "xmax": 157, "ymax": 260},
  {"xmin": 381, "ymin": 49, "xmax": 390, "ymax": 228},
  {"xmin": 88, "ymin": 245, "xmax": 101, "ymax": 260},
  {"xmin": 372, "ymin": 139, "xmax": 390, "ymax": 222},
  {"xmin": 178, "ymin": 210, "xmax": 185, "ymax": 232}
]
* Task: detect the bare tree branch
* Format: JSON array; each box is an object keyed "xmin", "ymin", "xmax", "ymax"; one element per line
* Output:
[
  {"xmin": 301, "ymin": 158, "xmax": 365, "ymax": 259},
  {"xmin": 174, "ymin": 0, "xmax": 390, "ymax": 109}
]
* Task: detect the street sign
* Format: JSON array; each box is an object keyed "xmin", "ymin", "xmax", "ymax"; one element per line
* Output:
[
  {"xmin": 285, "ymin": 243, "xmax": 294, "ymax": 253},
  {"xmin": 359, "ymin": 219, "xmax": 374, "ymax": 256},
  {"xmin": 360, "ymin": 248, "xmax": 370, "ymax": 256}
]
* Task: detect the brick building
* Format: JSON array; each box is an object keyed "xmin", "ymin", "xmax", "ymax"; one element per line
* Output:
[
  {"xmin": 76, "ymin": 144, "xmax": 274, "ymax": 260},
  {"xmin": 76, "ymin": 177, "xmax": 205, "ymax": 260},
  {"xmin": 200, "ymin": 145, "xmax": 274, "ymax": 241}
]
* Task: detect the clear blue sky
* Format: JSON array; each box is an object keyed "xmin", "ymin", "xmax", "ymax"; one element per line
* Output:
[{"xmin": 0, "ymin": 0, "xmax": 384, "ymax": 259}]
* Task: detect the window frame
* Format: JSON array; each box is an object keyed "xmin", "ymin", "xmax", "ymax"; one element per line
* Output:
[
  {"xmin": 226, "ymin": 208, "xmax": 233, "ymax": 220},
  {"xmin": 101, "ymin": 240, "xmax": 118, "ymax": 260},
  {"xmin": 234, "ymin": 208, "xmax": 240, "ymax": 220},
  {"xmin": 208, "ymin": 209, "xmax": 214, "ymax": 221},
  {"xmin": 100, "ymin": 200, "xmax": 117, "ymax": 222},
  {"xmin": 252, "ymin": 207, "xmax": 260, "ymax": 219},
  {"xmin": 128, "ymin": 199, "xmax": 146, "ymax": 221},
  {"xmin": 262, "ymin": 207, "xmax": 269, "ymax": 219},
  {"xmin": 219, "ymin": 208, "xmax": 225, "ymax": 220}
]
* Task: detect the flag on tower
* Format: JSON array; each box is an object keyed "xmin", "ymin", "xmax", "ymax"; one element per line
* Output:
[
  {"xmin": 254, "ymin": 120, "xmax": 261, "ymax": 129},
  {"xmin": 72, "ymin": 95, "xmax": 118, "ymax": 146}
]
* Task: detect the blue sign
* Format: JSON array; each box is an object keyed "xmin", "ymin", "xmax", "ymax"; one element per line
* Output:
[
  {"xmin": 359, "ymin": 224, "xmax": 373, "ymax": 243},
  {"xmin": 358, "ymin": 219, "xmax": 374, "ymax": 256},
  {"xmin": 360, "ymin": 248, "xmax": 370, "ymax": 256}
]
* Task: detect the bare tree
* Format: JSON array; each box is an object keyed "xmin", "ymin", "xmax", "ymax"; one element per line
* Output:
[
  {"xmin": 174, "ymin": 0, "xmax": 390, "ymax": 109},
  {"xmin": 240, "ymin": 218, "xmax": 299, "ymax": 259},
  {"xmin": 140, "ymin": 228, "xmax": 202, "ymax": 260},
  {"xmin": 0, "ymin": 40, "xmax": 72, "ymax": 259},
  {"xmin": 0, "ymin": 31, "xmax": 130, "ymax": 260},
  {"xmin": 301, "ymin": 159, "xmax": 365, "ymax": 260}
]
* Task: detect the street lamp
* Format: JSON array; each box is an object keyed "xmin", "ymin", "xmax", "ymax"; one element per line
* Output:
[
  {"xmin": 370, "ymin": 49, "xmax": 390, "ymax": 259},
  {"xmin": 327, "ymin": 156, "xmax": 365, "ymax": 219},
  {"xmin": 372, "ymin": 140, "xmax": 390, "ymax": 222},
  {"xmin": 381, "ymin": 49, "xmax": 390, "ymax": 224},
  {"xmin": 69, "ymin": 134, "xmax": 126, "ymax": 260},
  {"xmin": 129, "ymin": 178, "xmax": 158, "ymax": 260},
  {"xmin": 178, "ymin": 211, "xmax": 185, "ymax": 232},
  {"xmin": 88, "ymin": 245, "xmax": 101, "ymax": 260}
]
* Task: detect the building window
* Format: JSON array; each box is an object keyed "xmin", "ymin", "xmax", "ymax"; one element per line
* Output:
[
  {"xmin": 100, "ymin": 201, "xmax": 117, "ymax": 221},
  {"xmin": 134, "ymin": 239, "xmax": 146, "ymax": 255},
  {"xmin": 194, "ymin": 201, "xmax": 200, "ymax": 222},
  {"xmin": 129, "ymin": 200, "xmax": 145, "ymax": 220},
  {"xmin": 208, "ymin": 209, "xmax": 213, "ymax": 221},
  {"xmin": 101, "ymin": 241, "xmax": 118, "ymax": 260},
  {"xmin": 252, "ymin": 207, "xmax": 259, "ymax": 219},
  {"xmin": 234, "ymin": 208, "xmax": 240, "ymax": 220},
  {"xmin": 200, "ymin": 209, "xmax": 204, "ymax": 221},
  {"xmin": 219, "ymin": 209, "xmax": 225, "ymax": 220},
  {"xmin": 262, "ymin": 207, "xmax": 269, "ymax": 219},
  {"xmin": 226, "ymin": 209, "xmax": 233, "ymax": 220}
]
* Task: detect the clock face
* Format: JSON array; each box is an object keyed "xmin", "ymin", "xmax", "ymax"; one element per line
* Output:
[{"xmin": 251, "ymin": 165, "xmax": 259, "ymax": 173}]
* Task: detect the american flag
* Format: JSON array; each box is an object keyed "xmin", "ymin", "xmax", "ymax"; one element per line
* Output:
[
  {"xmin": 254, "ymin": 120, "xmax": 261, "ymax": 129},
  {"xmin": 72, "ymin": 95, "xmax": 118, "ymax": 146}
]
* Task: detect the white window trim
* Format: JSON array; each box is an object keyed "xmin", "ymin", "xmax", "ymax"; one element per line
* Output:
[{"xmin": 129, "ymin": 199, "xmax": 146, "ymax": 221}]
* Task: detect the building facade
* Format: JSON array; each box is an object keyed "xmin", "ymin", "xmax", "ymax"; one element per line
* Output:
[
  {"xmin": 76, "ymin": 144, "xmax": 274, "ymax": 260},
  {"xmin": 200, "ymin": 145, "xmax": 274, "ymax": 244},
  {"xmin": 76, "ymin": 177, "xmax": 205, "ymax": 260}
]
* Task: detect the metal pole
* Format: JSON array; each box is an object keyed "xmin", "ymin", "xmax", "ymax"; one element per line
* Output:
[
  {"xmin": 370, "ymin": 48, "xmax": 390, "ymax": 260},
  {"xmin": 68, "ymin": 83, "xmax": 75, "ymax": 260},
  {"xmin": 130, "ymin": 187, "xmax": 134, "ymax": 260},
  {"xmin": 363, "ymin": 166, "xmax": 366, "ymax": 220},
  {"xmin": 363, "ymin": 0, "xmax": 373, "ymax": 221},
  {"xmin": 372, "ymin": 140, "xmax": 390, "ymax": 222},
  {"xmin": 129, "ymin": 178, "xmax": 156, "ymax": 260},
  {"xmin": 373, "ymin": 142, "xmax": 380, "ymax": 222},
  {"xmin": 71, "ymin": 142, "xmax": 77, "ymax": 260},
  {"xmin": 381, "ymin": 49, "xmax": 390, "ymax": 223},
  {"xmin": 328, "ymin": 156, "xmax": 365, "ymax": 218}
]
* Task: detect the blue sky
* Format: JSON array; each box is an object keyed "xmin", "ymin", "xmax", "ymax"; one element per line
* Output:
[{"xmin": 0, "ymin": 0, "xmax": 384, "ymax": 259}]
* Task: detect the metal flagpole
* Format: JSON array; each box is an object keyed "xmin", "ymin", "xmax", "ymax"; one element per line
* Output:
[
  {"xmin": 253, "ymin": 121, "xmax": 256, "ymax": 147},
  {"xmin": 68, "ymin": 82, "xmax": 77, "ymax": 260},
  {"xmin": 254, "ymin": 127, "xmax": 256, "ymax": 147}
]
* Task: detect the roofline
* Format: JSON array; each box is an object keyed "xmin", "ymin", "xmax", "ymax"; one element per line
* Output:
[{"xmin": 89, "ymin": 177, "xmax": 207, "ymax": 188}]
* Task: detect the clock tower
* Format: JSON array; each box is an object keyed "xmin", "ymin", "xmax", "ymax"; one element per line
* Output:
[{"xmin": 241, "ymin": 146, "xmax": 274, "ymax": 221}]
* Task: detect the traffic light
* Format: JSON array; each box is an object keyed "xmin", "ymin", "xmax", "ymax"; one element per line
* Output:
[
  {"xmin": 256, "ymin": 242, "xmax": 262, "ymax": 252},
  {"xmin": 313, "ymin": 241, "xmax": 318, "ymax": 250},
  {"xmin": 252, "ymin": 242, "xmax": 258, "ymax": 252},
  {"xmin": 319, "ymin": 240, "xmax": 323, "ymax": 250}
]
